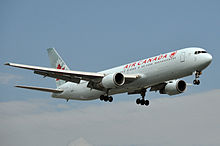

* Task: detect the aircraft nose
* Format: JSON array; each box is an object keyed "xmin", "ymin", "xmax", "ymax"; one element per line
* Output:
[
  {"xmin": 196, "ymin": 52, "xmax": 212, "ymax": 71},
  {"xmin": 206, "ymin": 53, "xmax": 213, "ymax": 64}
]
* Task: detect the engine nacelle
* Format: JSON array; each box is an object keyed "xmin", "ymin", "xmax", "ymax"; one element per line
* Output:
[
  {"xmin": 160, "ymin": 80, "xmax": 187, "ymax": 95},
  {"xmin": 101, "ymin": 73, "xmax": 125, "ymax": 89}
]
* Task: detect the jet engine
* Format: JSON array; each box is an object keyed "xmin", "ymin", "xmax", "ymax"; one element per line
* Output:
[
  {"xmin": 160, "ymin": 80, "xmax": 187, "ymax": 95},
  {"xmin": 101, "ymin": 73, "xmax": 125, "ymax": 89}
]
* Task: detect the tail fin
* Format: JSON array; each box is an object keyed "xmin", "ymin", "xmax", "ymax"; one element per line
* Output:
[{"xmin": 47, "ymin": 48, "xmax": 70, "ymax": 87}]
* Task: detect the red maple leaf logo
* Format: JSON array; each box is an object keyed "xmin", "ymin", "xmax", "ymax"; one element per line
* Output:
[
  {"xmin": 56, "ymin": 64, "xmax": 65, "ymax": 81},
  {"xmin": 170, "ymin": 51, "xmax": 177, "ymax": 58},
  {"xmin": 57, "ymin": 64, "xmax": 62, "ymax": 69}
]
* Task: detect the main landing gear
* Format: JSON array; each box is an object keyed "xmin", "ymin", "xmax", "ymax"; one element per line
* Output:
[
  {"xmin": 136, "ymin": 89, "xmax": 149, "ymax": 106},
  {"xmin": 100, "ymin": 95, "xmax": 113, "ymax": 102},
  {"xmin": 193, "ymin": 71, "xmax": 202, "ymax": 85}
]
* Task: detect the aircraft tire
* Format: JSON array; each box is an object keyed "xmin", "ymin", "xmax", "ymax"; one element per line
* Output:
[
  {"xmin": 104, "ymin": 96, "xmax": 109, "ymax": 102},
  {"xmin": 136, "ymin": 98, "xmax": 141, "ymax": 104},
  {"xmin": 193, "ymin": 80, "xmax": 197, "ymax": 85},
  {"xmin": 100, "ymin": 95, "xmax": 104, "ymax": 101},
  {"xmin": 108, "ymin": 96, "xmax": 113, "ymax": 102},
  {"xmin": 193, "ymin": 80, "xmax": 200, "ymax": 85},
  {"xmin": 145, "ymin": 100, "xmax": 149, "ymax": 106}
]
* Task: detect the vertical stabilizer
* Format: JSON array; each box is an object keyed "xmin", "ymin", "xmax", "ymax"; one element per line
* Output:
[{"xmin": 47, "ymin": 48, "xmax": 70, "ymax": 87}]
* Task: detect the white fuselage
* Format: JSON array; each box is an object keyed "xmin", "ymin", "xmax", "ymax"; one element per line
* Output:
[{"xmin": 52, "ymin": 47, "xmax": 212, "ymax": 100}]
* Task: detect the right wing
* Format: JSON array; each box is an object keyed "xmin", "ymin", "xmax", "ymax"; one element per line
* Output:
[
  {"xmin": 5, "ymin": 62, "xmax": 140, "ymax": 90},
  {"xmin": 5, "ymin": 62, "xmax": 105, "ymax": 83}
]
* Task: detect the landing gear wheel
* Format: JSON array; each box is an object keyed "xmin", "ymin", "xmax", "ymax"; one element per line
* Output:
[
  {"xmin": 136, "ymin": 99, "xmax": 150, "ymax": 106},
  {"xmin": 193, "ymin": 80, "xmax": 200, "ymax": 85},
  {"xmin": 136, "ymin": 98, "xmax": 141, "ymax": 104},
  {"xmin": 193, "ymin": 80, "xmax": 196, "ymax": 85},
  {"xmin": 108, "ymin": 96, "xmax": 113, "ymax": 102},
  {"xmin": 100, "ymin": 95, "xmax": 114, "ymax": 102},
  {"xmin": 104, "ymin": 96, "xmax": 109, "ymax": 102},
  {"xmin": 140, "ymin": 99, "xmax": 145, "ymax": 105},
  {"xmin": 145, "ymin": 100, "xmax": 149, "ymax": 106},
  {"xmin": 100, "ymin": 95, "xmax": 104, "ymax": 101}
]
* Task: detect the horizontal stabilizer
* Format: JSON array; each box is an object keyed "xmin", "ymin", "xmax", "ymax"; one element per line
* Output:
[{"xmin": 15, "ymin": 85, "xmax": 63, "ymax": 93}]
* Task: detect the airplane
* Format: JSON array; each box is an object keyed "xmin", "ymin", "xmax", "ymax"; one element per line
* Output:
[{"xmin": 5, "ymin": 47, "xmax": 212, "ymax": 106}]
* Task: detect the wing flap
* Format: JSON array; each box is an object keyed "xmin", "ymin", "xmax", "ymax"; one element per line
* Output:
[
  {"xmin": 15, "ymin": 85, "xmax": 63, "ymax": 93},
  {"xmin": 34, "ymin": 70, "xmax": 81, "ymax": 84}
]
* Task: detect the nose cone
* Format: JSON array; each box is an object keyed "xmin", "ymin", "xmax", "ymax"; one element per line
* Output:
[
  {"xmin": 198, "ymin": 53, "xmax": 212, "ymax": 70},
  {"xmin": 205, "ymin": 53, "xmax": 213, "ymax": 65}
]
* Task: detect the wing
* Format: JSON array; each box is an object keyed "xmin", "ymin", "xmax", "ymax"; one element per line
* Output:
[
  {"xmin": 5, "ymin": 62, "xmax": 105, "ymax": 83},
  {"xmin": 128, "ymin": 82, "xmax": 167, "ymax": 95},
  {"xmin": 5, "ymin": 62, "xmax": 139, "ymax": 90},
  {"xmin": 127, "ymin": 82, "xmax": 167, "ymax": 95},
  {"xmin": 149, "ymin": 83, "xmax": 167, "ymax": 92}
]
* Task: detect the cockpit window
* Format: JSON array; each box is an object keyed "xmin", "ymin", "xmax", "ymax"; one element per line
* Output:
[{"xmin": 194, "ymin": 51, "xmax": 207, "ymax": 54}]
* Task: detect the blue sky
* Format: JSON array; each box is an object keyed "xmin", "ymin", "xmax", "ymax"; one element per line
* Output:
[
  {"xmin": 0, "ymin": 0, "xmax": 220, "ymax": 145},
  {"xmin": 1, "ymin": 0, "xmax": 219, "ymax": 102}
]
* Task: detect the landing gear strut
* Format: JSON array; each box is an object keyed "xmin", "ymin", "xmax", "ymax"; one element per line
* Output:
[
  {"xmin": 136, "ymin": 89, "xmax": 149, "ymax": 106},
  {"xmin": 100, "ymin": 95, "xmax": 113, "ymax": 102},
  {"xmin": 193, "ymin": 71, "xmax": 202, "ymax": 85}
]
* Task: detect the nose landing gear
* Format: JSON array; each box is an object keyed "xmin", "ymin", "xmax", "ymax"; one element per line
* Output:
[
  {"xmin": 193, "ymin": 79, "xmax": 200, "ymax": 85},
  {"xmin": 136, "ymin": 89, "xmax": 149, "ymax": 106},
  {"xmin": 193, "ymin": 71, "xmax": 202, "ymax": 85}
]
